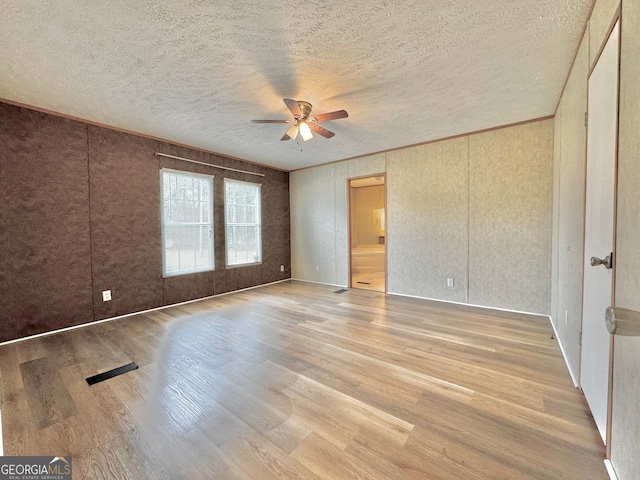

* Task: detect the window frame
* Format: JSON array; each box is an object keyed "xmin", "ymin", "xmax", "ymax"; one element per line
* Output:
[
  {"xmin": 224, "ymin": 178, "xmax": 262, "ymax": 268},
  {"xmin": 160, "ymin": 168, "xmax": 215, "ymax": 277}
]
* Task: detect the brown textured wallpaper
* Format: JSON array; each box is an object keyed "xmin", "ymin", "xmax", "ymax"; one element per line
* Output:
[
  {"xmin": 0, "ymin": 104, "xmax": 93, "ymax": 341},
  {"xmin": 0, "ymin": 102, "xmax": 290, "ymax": 342},
  {"xmin": 89, "ymin": 127, "xmax": 165, "ymax": 320}
]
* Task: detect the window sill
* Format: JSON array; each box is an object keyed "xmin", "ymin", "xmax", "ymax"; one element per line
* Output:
[{"xmin": 226, "ymin": 262, "xmax": 262, "ymax": 269}]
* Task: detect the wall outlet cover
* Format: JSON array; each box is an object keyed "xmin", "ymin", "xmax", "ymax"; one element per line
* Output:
[
  {"xmin": 447, "ymin": 278, "xmax": 454, "ymax": 287},
  {"xmin": 102, "ymin": 290, "xmax": 112, "ymax": 301}
]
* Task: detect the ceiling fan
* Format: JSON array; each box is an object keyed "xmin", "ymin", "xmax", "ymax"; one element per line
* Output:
[{"xmin": 251, "ymin": 98, "xmax": 348, "ymax": 141}]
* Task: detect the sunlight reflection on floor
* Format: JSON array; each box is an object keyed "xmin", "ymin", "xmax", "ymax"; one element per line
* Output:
[{"xmin": 351, "ymin": 271, "xmax": 385, "ymax": 292}]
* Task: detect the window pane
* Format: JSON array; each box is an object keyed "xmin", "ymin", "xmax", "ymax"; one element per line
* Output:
[
  {"xmin": 234, "ymin": 204, "xmax": 246, "ymax": 223},
  {"xmin": 162, "ymin": 170, "xmax": 214, "ymax": 276},
  {"xmin": 224, "ymin": 179, "xmax": 261, "ymax": 266},
  {"xmin": 246, "ymin": 205, "xmax": 256, "ymax": 223},
  {"xmin": 226, "ymin": 225, "xmax": 260, "ymax": 265}
]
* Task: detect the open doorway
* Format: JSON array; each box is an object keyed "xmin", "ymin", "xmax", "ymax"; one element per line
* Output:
[{"xmin": 349, "ymin": 175, "xmax": 386, "ymax": 292}]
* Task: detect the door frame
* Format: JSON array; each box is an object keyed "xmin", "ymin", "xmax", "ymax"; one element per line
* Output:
[{"xmin": 347, "ymin": 173, "xmax": 387, "ymax": 292}]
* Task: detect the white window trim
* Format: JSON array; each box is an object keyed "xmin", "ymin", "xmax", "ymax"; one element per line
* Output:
[
  {"xmin": 224, "ymin": 178, "xmax": 262, "ymax": 268},
  {"xmin": 161, "ymin": 168, "xmax": 215, "ymax": 277}
]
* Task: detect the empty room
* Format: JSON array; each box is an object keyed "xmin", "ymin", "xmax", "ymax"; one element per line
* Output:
[{"xmin": 1, "ymin": 1, "xmax": 640, "ymax": 479}]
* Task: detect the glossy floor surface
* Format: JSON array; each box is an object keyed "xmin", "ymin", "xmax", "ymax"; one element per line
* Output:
[
  {"xmin": 0, "ymin": 281, "xmax": 607, "ymax": 479},
  {"xmin": 351, "ymin": 271, "xmax": 385, "ymax": 292}
]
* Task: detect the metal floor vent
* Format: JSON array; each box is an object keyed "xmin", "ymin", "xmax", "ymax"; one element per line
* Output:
[
  {"xmin": 334, "ymin": 289, "xmax": 348, "ymax": 294},
  {"xmin": 86, "ymin": 362, "xmax": 138, "ymax": 386}
]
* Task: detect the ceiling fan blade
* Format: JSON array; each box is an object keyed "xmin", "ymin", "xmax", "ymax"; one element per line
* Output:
[
  {"xmin": 310, "ymin": 110, "xmax": 349, "ymax": 123},
  {"xmin": 283, "ymin": 98, "xmax": 302, "ymax": 117},
  {"xmin": 280, "ymin": 133, "xmax": 292, "ymax": 141},
  {"xmin": 308, "ymin": 123, "xmax": 335, "ymax": 139},
  {"xmin": 251, "ymin": 119, "xmax": 290, "ymax": 123}
]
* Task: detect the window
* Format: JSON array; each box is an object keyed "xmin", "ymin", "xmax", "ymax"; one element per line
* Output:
[
  {"xmin": 161, "ymin": 169, "xmax": 214, "ymax": 276},
  {"xmin": 224, "ymin": 179, "xmax": 262, "ymax": 266}
]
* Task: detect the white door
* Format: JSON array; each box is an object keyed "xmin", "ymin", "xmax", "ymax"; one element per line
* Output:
[{"xmin": 580, "ymin": 20, "xmax": 619, "ymax": 445}]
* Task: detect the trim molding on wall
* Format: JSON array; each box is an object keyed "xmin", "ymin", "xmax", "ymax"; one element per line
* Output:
[
  {"xmin": 1, "ymin": 101, "xmax": 291, "ymax": 343},
  {"xmin": 0, "ymin": 97, "xmax": 286, "ymax": 173},
  {"xmin": 604, "ymin": 459, "xmax": 619, "ymax": 480},
  {"xmin": 550, "ymin": 319, "xmax": 580, "ymax": 387},
  {"xmin": 390, "ymin": 291, "xmax": 584, "ymax": 384},
  {"xmin": 303, "ymin": 278, "xmax": 579, "ymax": 385},
  {"xmin": 290, "ymin": 115, "xmax": 554, "ymax": 173},
  {"xmin": 290, "ymin": 277, "xmax": 348, "ymax": 289},
  {"xmin": 386, "ymin": 290, "xmax": 549, "ymax": 319},
  {"xmin": 0, "ymin": 279, "xmax": 290, "ymax": 348},
  {"xmin": 290, "ymin": 277, "xmax": 549, "ymax": 319},
  {"xmin": 554, "ymin": 0, "xmax": 597, "ymax": 114}
]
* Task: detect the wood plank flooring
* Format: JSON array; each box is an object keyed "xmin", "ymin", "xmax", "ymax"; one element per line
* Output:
[
  {"xmin": 0, "ymin": 280, "xmax": 607, "ymax": 479},
  {"xmin": 351, "ymin": 272, "xmax": 385, "ymax": 292}
]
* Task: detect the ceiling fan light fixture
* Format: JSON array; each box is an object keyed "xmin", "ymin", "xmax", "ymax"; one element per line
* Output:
[
  {"xmin": 252, "ymin": 99, "xmax": 347, "ymax": 142},
  {"xmin": 287, "ymin": 124, "xmax": 299, "ymax": 140},
  {"xmin": 299, "ymin": 121, "xmax": 313, "ymax": 141}
]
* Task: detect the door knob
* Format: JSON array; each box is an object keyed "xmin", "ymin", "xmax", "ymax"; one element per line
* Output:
[
  {"xmin": 590, "ymin": 253, "xmax": 613, "ymax": 269},
  {"xmin": 606, "ymin": 306, "xmax": 640, "ymax": 336}
]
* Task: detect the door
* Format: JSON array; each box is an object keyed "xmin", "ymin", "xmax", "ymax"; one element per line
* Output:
[{"xmin": 580, "ymin": 20, "xmax": 619, "ymax": 445}]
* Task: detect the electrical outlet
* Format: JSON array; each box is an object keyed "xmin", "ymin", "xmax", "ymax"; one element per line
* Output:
[
  {"xmin": 315, "ymin": 265, "xmax": 320, "ymax": 272},
  {"xmin": 565, "ymin": 309, "xmax": 568, "ymax": 325},
  {"xmin": 102, "ymin": 290, "xmax": 112, "ymax": 302},
  {"xmin": 447, "ymin": 278, "xmax": 454, "ymax": 288},
  {"xmin": 280, "ymin": 265, "xmax": 285, "ymax": 272}
]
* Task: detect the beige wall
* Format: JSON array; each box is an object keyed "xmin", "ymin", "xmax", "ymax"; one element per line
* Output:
[
  {"xmin": 550, "ymin": 32, "xmax": 589, "ymax": 383},
  {"xmin": 612, "ymin": 0, "xmax": 640, "ymax": 478},
  {"xmin": 553, "ymin": 0, "xmax": 640, "ymax": 477},
  {"xmin": 290, "ymin": 155, "xmax": 385, "ymax": 285},
  {"xmin": 468, "ymin": 121, "xmax": 553, "ymax": 313},
  {"xmin": 386, "ymin": 137, "xmax": 469, "ymax": 303},
  {"xmin": 292, "ymin": 2, "xmax": 640, "ymax": 472},
  {"xmin": 291, "ymin": 119, "xmax": 554, "ymax": 315},
  {"xmin": 290, "ymin": 162, "xmax": 340, "ymax": 285}
]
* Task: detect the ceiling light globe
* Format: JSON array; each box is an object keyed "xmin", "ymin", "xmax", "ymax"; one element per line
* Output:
[
  {"xmin": 287, "ymin": 124, "xmax": 299, "ymax": 140},
  {"xmin": 299, "ymin": 121, "xmax": 313, "ymax": 141}
]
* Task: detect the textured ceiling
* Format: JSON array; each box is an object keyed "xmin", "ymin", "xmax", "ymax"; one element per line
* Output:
[{"xmin": 0, "ymin": 1, "xmax": 592, "ymax": 171}]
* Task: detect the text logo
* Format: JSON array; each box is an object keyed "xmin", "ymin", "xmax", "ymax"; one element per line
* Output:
[{"xmin": 0, "ymin": 456, "xmax": 72, "ymax": 480}]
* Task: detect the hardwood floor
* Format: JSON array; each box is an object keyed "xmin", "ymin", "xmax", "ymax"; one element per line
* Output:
[
  {"xmin": 0, "ymin": 280, "xmax": 607, "ymax": 479},
  {"xmin": 351, "ymin": 271, "xmax": 385, "ymax": 292}
]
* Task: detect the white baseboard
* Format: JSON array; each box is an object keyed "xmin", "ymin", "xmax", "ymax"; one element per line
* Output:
[
  {"xmin": 290, "ymin": 278, "xmax": 347, "ymax": 288},
  {"xmin": 0, "ymin": 278, "xmax": 291, "ymax": 347},
  {"xmin": 385, "ymin": 291, "xmax": 580, "ymax": 387},
  {"xmin": 549, "ymin": 317, "xmax": 579, "ymax": 387},
  {"xmin": 386, "ymin": 291, "xmax": 547, "ymax": 318},
  {"xmin": 275, "ymin": 279, "xmax": 584, "ymax": 390},
  {"xmin": 604, "ymin": 459, "xmax": 619, "ymax": 480}
]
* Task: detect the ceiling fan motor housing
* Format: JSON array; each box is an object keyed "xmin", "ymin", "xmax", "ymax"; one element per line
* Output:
[{"xmin": 297, "ymin": 101, "xmax": 312, "ymax": 120}]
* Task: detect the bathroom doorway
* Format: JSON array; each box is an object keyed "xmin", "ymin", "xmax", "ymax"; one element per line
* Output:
[{"xmin": 349, "ymin": 174, "xmax": 386, "ymax": 292}]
